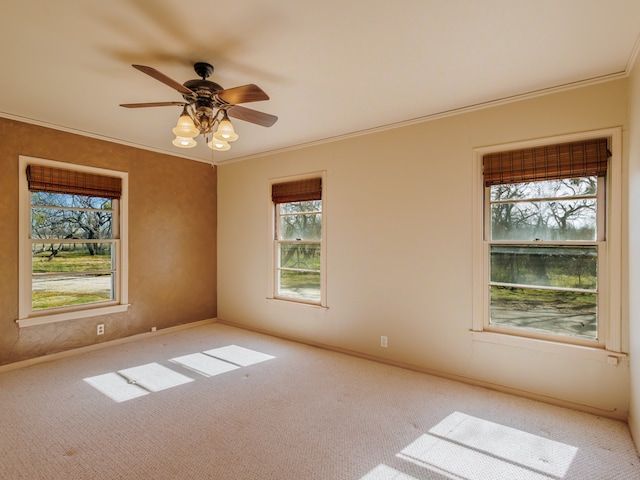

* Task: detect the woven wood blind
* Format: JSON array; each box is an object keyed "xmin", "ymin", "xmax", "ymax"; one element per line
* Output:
[
  {"xmin": 26, "ymin": 164, "xmax": 122, "ymax": 199},
  {"xmin": 483, "ymin": 138, "xmax": 609, "ymax": 187},
  {"xmin": 272, "ymin": 177, "xmax": 322, "ymax": 204}
]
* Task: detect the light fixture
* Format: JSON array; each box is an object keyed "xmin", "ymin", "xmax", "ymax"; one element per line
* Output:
[
  {"xmin": 172, "ymin": 136, "xmax": 197, "ymax": 148},
  {"xmin": 171, "ymin": 107, "xmax": 238, "ymax": 151},
  {"xmin": 208, "ymin": 138, "xmax": 231, "ymax": 151},
  {"xmin": 213, "ymin": 112, "xmax": 239, "ymax": 142},
  {"xmin": 121, "ymin": 62, "xmax": 278, "ymax": 153},
  {"xmin": 172, "ymin": 106, "xmax": 199, "ymax": 138}
]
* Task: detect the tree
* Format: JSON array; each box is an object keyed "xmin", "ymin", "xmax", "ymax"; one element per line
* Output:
[
  {"xmin": 31, "ymin": 192, "xmax": 113, "ymax": 257},
  {"xmin": 489, "ymin": 177, "xmax": 598, "ymax": 286},
  {"xmin": 279, "ymin": 200, "xmax": 321, "ymax": 268}
]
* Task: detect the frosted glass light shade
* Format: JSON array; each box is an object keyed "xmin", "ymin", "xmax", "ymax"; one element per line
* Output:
[
  {"xmin": 208, "ymin": 138, "xmax": 231, "ymax": 151},
  {"xmin": 172, "ymin": 136, "xmax": 197, "ymax": 148},
  {"xmin": 172, "ymin": 113, "xmax": 199, "ymax": 138},
  {"xmin": 213, "ymin": 117, "xmax": 238, "ymax": 142}
]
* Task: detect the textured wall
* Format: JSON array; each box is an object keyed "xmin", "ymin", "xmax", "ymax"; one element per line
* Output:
[
  {"xmin": 627, "ymin": 55, "xmax": 640, "ymax": 445},
  {"xmin": 0, "ymin": 118, "xmax": 217, "ymax": 364},
  {"xmin": 218, "ymin": 79, "xmax": 631, "ymax": 416}
]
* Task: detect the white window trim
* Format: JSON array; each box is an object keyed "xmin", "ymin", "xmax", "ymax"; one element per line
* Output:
[
  {"xmin": 267, "ymin": 171, "xmax": 327, "ymax": 308},
  {"xmin": 471, "ymin": 128, "xmax": 622, "ymax": 356},
  {"xmin": 17, "ymin": 156, "xmax": 129, "ymax": 327}
]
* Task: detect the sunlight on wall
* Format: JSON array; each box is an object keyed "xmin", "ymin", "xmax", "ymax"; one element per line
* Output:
[
  {"xmin": 83, "ymin": 345, "xmax": 275, "ymax": 403},
  {"xmin": 361, "ymin": 412, "xmax": 578, "ymax": 480}
]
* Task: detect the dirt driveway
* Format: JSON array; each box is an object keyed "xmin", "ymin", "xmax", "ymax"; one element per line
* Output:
[{"xmin": 32, "ymin": 274, "xmax": 112, "ymax": 295}]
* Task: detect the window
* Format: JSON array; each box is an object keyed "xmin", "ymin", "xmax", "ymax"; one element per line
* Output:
[
  {"xmin": 271, "ymin": 176, "xmax": 325, "ymax": 305},
  {"xmin": 18, "ymin": 157, "xmax": 128, "ymax": 326},
  {"xmin": 473, "ymin": 131, "xmax": 622, "ymax": 350}
]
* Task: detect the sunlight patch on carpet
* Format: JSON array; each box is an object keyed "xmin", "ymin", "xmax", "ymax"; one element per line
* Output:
[
  {"xmin": 84, "ymin": 363, "xmax": 193, "ymax": 402},
  {"xmin": 170, "ymin": 353, "xmax": 240, "ymax": 377},
  {"xmin": 83, "ymin": 372, "xmax": 149, "ymax": 403},
  {"xmin": 203, "ymin": 345, "xmax": 275, "ymax": 366},
  {"xmin": 118, "ymin": 363, "xmax": 194, "ymax": 392},
  {"xmin": 360, "ymin": 411, "xmax": 578, "ymax": 480},
  {"xmin": 360, "ymin": 464, "xmax": 419, "ymax": 479},
  {"xmin": 396, "ymin": 412, "xmax": 578, "ymax": 480},
  {"xmin": 83, "ymin": 345, "xmax": 275, "ymax": 402}
]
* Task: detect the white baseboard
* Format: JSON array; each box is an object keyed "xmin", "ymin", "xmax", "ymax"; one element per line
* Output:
[
  {"xmin": 216, "ymin": 318, "xmax": 629, "ymax": 422},
  {"xmin": 0, "ymin": 318, "xmax": 217, "ymax": 374},
  {"xmin": 2, "ymin": 316, "xmax": 628, "ymax": 422}
]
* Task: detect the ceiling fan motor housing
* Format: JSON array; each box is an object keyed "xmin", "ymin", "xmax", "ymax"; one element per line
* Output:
[{"xmin": 183, "ymin": 79, "xmax": 228, "ymax": 106}]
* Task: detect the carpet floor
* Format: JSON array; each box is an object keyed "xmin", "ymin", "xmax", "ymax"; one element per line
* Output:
[{"xmin": 0, "ymin": 322, "xmax": 638, "ymax": 479}]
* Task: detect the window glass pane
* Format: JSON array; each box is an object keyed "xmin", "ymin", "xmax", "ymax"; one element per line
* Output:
[
  {"xmin": 490, "ymin": 286, "xmax": 596, "ymax": 339},
  {"xmin": 279, "ymin": 214, "xmax": 322, "ymax": 240},
  {"xmin": 490, "ymin": 198, "xmax": 596, "ymax": 241},
  {"xmin": 274, "ymin": 198, "xmax": 322, "ymax": 304},
  {"xmin": 490, "ymin": 177, "xmax": 597, "ymax": 241},
  {"xmin": 32, "ymin": 273, "xmax": 114, "ymax": 310},
  {"xmin": 278, "ymin": 270, "xmax": 321, "ymax": 302},
  {"xmin": 279, "ymin": 200, "xmax": 321, "ymax": 214},
  {"xmin": 32, "ymin": 243, "xmax": 114, "ymax": 274},
  {"xmin": 31, "ymin": 192, "xmax": 113, "ymax": 209},
  {"xmin": 31, "ymin": 207, "xmax": 113, "ymax": 239},
  {"xmin": 279, "ymin": 243, "xmax": 321, "ymax": 270},
  {"xmin": 490, "ymin": 245, "xmax": 597, "ymax": 290},
  {"xmin": 490, "ymin": 177, "xmax": 597, "ymax": 202}
]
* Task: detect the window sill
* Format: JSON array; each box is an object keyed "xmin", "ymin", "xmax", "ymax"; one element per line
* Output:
[
  {"xmin": 17, "ymin": 304, "xmax": 130, "ymax": 328},
  {"xmin": 267, "ymin": 297, "xmax": 328, "ymax": 309},
  {"xmin": 470, "ymin": 330, "xmax": 626, "ymax": 363}
]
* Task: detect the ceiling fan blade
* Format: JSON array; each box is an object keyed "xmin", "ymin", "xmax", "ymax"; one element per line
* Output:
[
  {"xmin": 120, "ymin": 101, "xmax": 186, "ymax": 108},
  {"xmin": 132, "ymin": 64, "xmax": 195, "ymax": 97},
  {"xmin": 228, "ymin": 105, "xmax": 278, "ymax": 127},
  {"xmin": 216, "ymin": 84, "xmax": 269, "ymax": 105}
]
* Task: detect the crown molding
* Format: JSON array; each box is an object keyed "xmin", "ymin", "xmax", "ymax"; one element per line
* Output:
[
  {"xmin": 218, "ymin": 72, "xmax": 629, "ymax": 165},
  {"xmin": 1, "ymin": 70, "xmax": 631, "ymax": 168}
]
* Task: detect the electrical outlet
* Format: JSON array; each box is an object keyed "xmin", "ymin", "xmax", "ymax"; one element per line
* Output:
[
  {"xmin": 381, "ymin": 336, "xmax": 388, "ymax": 348},
  {"xmin": 97, "ymin": 324, "xmax": 105, "ymax": 335}
]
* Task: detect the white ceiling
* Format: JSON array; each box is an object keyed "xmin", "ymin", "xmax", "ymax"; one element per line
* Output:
[{"xmin": 2, "ymin": 0, "xmax": 640, "ymax": 164}]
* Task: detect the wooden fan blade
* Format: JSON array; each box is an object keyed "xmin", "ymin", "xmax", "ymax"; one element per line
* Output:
[
  {"xmin": 216, "ymin": 84, "xmax": 269, "ymax": 105},
  {"xmin": 120, "ymin": 101, "xmax": 186, "ymax": 108},
  {"xmin": 132, "ymin": 64, "xmax": 195, "ymax": 97},
  {"xmin": 228, "ymin": 105, "xmax": 278, "ymax": 127}
]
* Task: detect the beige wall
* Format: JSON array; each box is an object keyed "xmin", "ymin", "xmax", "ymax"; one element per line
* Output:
[
  {"xmin": 218, "ymin": 79, "xmax": 631, "ymax": 416},
  {"xmin": 628, "ymin": 59, "xmax": 640, "ymax": 442},
  {"xmin": 0, "ymin": 118, "xmax": 217, "ymax": 364}
]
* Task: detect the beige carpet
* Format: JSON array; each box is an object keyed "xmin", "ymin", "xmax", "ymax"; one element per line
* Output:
[{"xmin": 0, "ymin": 322, "xmax": 638, "ymax": 479}]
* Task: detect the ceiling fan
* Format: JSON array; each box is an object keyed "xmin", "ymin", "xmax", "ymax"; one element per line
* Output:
[{"xmin": 120, "ymin": 62, "xmax": 277, "ymax": 151}]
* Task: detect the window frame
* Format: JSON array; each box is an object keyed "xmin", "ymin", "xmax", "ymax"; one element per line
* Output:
[
  {"xmin": 275, "ymin": 203, "xmax": 322, "ymax": 303},
  {"xmin": 268, "ymin": 172, "xmax": 327, "ymax": 308},
  {"xmin": 485, "ymin": 177, "xmax": 604, "ymax": 347},
  {"xmin": 472, "ymin": 128, "xmax": 622, "ymax": 354},
  {"xmin": 17, "ymin": 156, "xmax": 129, "ymax": 327}
]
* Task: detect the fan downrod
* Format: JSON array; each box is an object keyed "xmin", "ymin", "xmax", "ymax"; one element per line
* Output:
[{"xmin": 194, "ymin": 62, "xmax": 214, "ymax": 79}]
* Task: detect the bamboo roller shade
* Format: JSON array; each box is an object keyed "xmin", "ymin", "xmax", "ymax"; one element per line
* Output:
[
  {"xmin": 26, "ymin": 164, "xmax": 122, "ymax": 199},
  {"xmin": 272, "ymin": 177, "xmax": 322, "ymax": 204},
  {"xmin": 483, "ymin": 138, "xmax": 609, "ymax": 186}
]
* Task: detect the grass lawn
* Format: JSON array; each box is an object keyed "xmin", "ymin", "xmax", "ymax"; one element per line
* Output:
[
  {"xmin": 32, "ymin": 250, "xmax": 111, "ymax": 273},
  {"xmin": 32, "ymin": 251, "xmax": 113, "ymax": 309}
]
